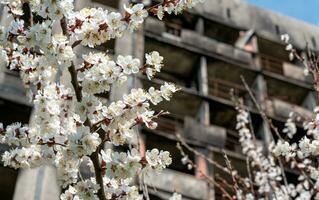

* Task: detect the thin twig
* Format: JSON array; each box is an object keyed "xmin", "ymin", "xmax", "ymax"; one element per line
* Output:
[
  {"xmin": 175, "ymin": 133, "xmax": 249, "ymax": 188},
  {"xmin": 176, "ymin": 142, "xmax": 234, "ymax": 200},
  {"xmin": 246, "ymin": 157, "xmax": 256, "ymax": 195},
  {"xmin": 223, "ymin": 151, "xmax": 240, "ymax": 192}
]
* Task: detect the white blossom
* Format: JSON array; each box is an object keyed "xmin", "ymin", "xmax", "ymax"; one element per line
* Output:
[
  {"xmin": 117, "ymin": 55, "xmax": 140, "ymax": 74},
  {"xmin": 125, "ymin": 4, "xmax": 148, "ymax": 30},
  {"xmin": 160, "ymin": 82, "xmax": 178, "ymax": 101},
  {"xmin": 169, "ymin": 193, "xmax": 182, "ymax": 200},
  {"xmin": 283, "ymin": 113, "xmax": 297, "ymax": 138}
]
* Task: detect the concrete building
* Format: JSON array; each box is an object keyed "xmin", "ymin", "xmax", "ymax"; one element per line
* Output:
[{"xmin": 0, "ymin": 0, "xmax": 317, "ymax": 199}]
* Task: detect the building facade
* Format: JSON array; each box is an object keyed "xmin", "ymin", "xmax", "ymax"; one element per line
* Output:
[{"xmin": 0, "ymin": 0, "xmax": 318, "ymax": 199}]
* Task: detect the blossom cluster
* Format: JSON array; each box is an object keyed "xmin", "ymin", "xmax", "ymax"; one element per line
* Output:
[
  {"xmin": 2, "ymin": 0, "xmax": 74, "ymax": 20},
  {"xmin": 150, "ymin": 0, "xmax": 205, "ymax": 20},
  {"xmin": 77, "ymin": 51, "xmax": 164, "ymax": 94},
  {"xmin": 101, "ymin": 177, "xmax": 142, "ymax": 200},
  {"xmin": 2, "ymin": 145, "xmax": 42, "ymax": 169},
  {"xmin": 67, "ymin": 4, "xmax": 147, "ymax": 48},
  {"xmin": 0, "ymin": 20, "xmax": 75, "ymax": 86},
  {"xmin": 99, "ymin": 148, "xmax": 171, "ymax": 179},
  {"xmin": 236, "ymin": 109, "xmax": 284, "ymax": 196},
  {"xmin": 234, "ymin": 107, "xmax": 319, "ymax": 200},
  {"xmin": 60, "ymin": 178, "xmax": 100, "ymax": 200},
  {"xmin": 99, "ymin": 84, "xmax": 178, "ymax": 146}
]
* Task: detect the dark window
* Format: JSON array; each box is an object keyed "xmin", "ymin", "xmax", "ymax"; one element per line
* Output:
[
  {"xmin": 226, "ymin": 8, "xmax": 231, "ymax": 19},
  {"xmin": 275, "ymin": 25, "xmax": 280, "ymax": 35}
]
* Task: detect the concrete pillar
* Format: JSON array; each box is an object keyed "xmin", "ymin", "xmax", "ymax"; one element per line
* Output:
[
  {"xmin": 197, "ymin": 56, "xmax": 210, "ymax": 124},
  {"xmin": 302, "ymin": 91, "xmax": 316, "ymax": 111},
  {"xmin": 13, "ymin": 166, "xmax": 60, "ymax": 200},
  {"xmin": 195, "ymin": 18, "xmax": 205, "ymax": 35},
  {"xmin": 254, "ymin": 75, "xmax": 267, "ymax": 107},
  {"xmin": 0, "ymin": 5, "xmax": 4, "ymax": 23},
  {"xmin": 251, "ymin": 33, "xmax": 273, "ymax": 148},
  {"xmin": 254, "ymin": 74, "xmax": 272, "ymax": 149},
  {"xmin": 196, "ymin": 56, "xmax": 215, "ymax": 200}
]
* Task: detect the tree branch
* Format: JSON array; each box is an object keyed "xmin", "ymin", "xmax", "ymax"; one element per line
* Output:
[
  {"xmin": 60, "ymin": 17, "xmax": 107, "ymax": 200},
  {"xmin": 90, "ymin": 151, "xmax": 107, "ymax": 200},
  {"xmin": 68, "ymin": 63, "xmax": 82, "ymax": 102}
]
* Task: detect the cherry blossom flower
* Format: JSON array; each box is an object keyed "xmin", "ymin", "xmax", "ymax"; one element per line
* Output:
[
  {"xmin": 125, "ymin": 4, "xmax": 148, "ymax": 30},
  {"xmin": 160, "ymin": 82, "xmax": 179, "ymax": 101},
  {"xmin": 117, "ymin": 55, "xmax": 140, "ymax": 74}
]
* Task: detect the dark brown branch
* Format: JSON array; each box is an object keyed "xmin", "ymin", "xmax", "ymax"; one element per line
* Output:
[
  {"xmin": 72, "ymin": 40, "xmax": 82, "ymax": 49},
  {"xmin": 21, "ymin": 2, "xmax": 32, "ymax": 27},
  {"xmin": 60, "ymin": 17, "xmax": 68, "ymax": 36},
  {"xmin": 90, "ymin": 151, "xmax": 107, "ymax": 200},
  {"xmin": 68, "ymin": 63, "xmax": 82, "ymax": 102}
]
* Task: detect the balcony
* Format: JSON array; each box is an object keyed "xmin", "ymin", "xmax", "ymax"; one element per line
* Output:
[
  {"xmin": 144, "ymin": 18, "xmax": 255, "ymax": 69},
  {"xmin": 150, "ymin": 114, "xmax": 250, "ymax": 154},
  {"xmin": 265, "ymin": 76, "xmax": 312, "ymax": 116},
  {"xmin": 257, "ymin": 36, "xmax": 312, "ymax": 85},
  {"xmin": 260, "ymin": 54, "xmax": 311, "ymax": 84},
  {"xmin": 208, "ymin": 78, "xmax": 248, "ymax": 102},
  {"xmin": 203, "ymin": 18, "xmax": 240, "ymax": 46},
  {"xmin": 206, "ymin": 77, "xmax": 256, "ymax": 109},
  {"xmin": 144, "ymin": 169, "xmax": 209, "ymax": 200},
  {"xmin": 260, "ymin": 54, "xmax": 283, "ymax": 75},
  {"xmin": 183, "ymin": 117, "xmax": 226, "ymax": 148},
  {"xmin": 266, "ymin": 98, "xmax": 314, "ymax": 121}
]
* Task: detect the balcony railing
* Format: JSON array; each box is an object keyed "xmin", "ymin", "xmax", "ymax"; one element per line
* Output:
[
  {"xmin": 225, "ymin": 129, "xmax": 241, "ymax": 152},
  {"xmin": 208, "ymin": 78, "xmax": 248, "ymax": 101},
  {"xmin": 154, "ymin": 114, "xmax": 244, "ymax": 153},
  {"xmin": 155, "ymin": 115, "xmax": 183, "ymax": 135},
  {"xmin": 260, "ymin": 54, "xmax": 283, "ymax": 75}
]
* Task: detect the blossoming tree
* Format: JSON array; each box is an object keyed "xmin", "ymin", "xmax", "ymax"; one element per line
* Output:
[{"xmin": 0, "ymin": 0, "xmax": 203, "ymax": 199}]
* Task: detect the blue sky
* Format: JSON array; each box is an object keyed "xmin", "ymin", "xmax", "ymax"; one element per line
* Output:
[{"xmin": 246, "ymin": 0, "xmax": 319, "ymax": 25}]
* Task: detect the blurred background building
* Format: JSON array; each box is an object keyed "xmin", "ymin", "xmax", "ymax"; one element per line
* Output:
[{"xmin": 0, "ymin": 0, "xmax": 318, "ymax": 199}]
